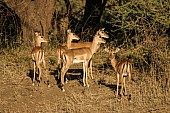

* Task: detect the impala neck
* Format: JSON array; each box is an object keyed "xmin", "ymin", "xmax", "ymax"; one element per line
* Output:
[
  {"xmin": 35, "ymin": 40, "xmax": 41, "ymax": 47},
  {"xmin": 111, "ymin": 54, "xmax": 118, "ymax": 71},
  {"xmin": 90, "ymin": 34, "xmax": 100, "ymax": 54},
  {"xmin": 67, "ymin": 34, "xmax": 71, "ymax": 49}
]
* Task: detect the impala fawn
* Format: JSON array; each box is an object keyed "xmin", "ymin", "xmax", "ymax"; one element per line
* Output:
[{"xmin": 105, "ymin": 47, "xmax": 132, "ymax": 97}]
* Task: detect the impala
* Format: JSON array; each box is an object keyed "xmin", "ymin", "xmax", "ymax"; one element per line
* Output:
[
  {"xmin": 104, "ymin": 47, "xmax": 132, "ymax": 97},
  {"xmin": 60, "ymin": 29, "xmax": 107, "ymax": 92},
  {"xmin": 56, "ymin": 29, "xmax": 80, "ymax": 70},
  {"xmin": 59, "ymin": 28, "xmax": 109, "ymax": 80},
  {"xmin": 31, "ymin": 32, "xmax": 49, "ymax": 86}
]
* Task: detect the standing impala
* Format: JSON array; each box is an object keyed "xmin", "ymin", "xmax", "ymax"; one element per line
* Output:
[
  {"xmin": 104, "ymin": 47, "xmax": 132, "ymax": 97},
  {"xmin": 31, "ymin": 32, "xmax": 49, "ymax": 86},
  {"xmin": 59, "ymin": 28, "xmax": 109, "ymax": 79},
  {"xmin": 56, "ymin": 29, "xmax": 80, "ymax": 70},
  {"xmin": 60, "ymin": 29, "xmax": 107, "ymax": 92}
]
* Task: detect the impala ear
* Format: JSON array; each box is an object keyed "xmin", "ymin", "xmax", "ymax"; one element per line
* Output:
[
  {"xmin": 35, "ymin": 31, "xmax": 37, "ymax": 34},
  {"xmin": 101, "ymin": 28, "xmax": 105, "ymax": 31},
  {"xmin": 96, "ymin": 30, "xmax": 100, "ymax": 35},
  {"xmin": 34, "ymin": 32, "xmax": 40, "ymax": 37},
  {"xmin": 116, "ymin": 48, "xmax": 120, "ymax": 52},
  {"xmin": 67, "ymin": 29, "xmax": 71, "ymax": 34}
]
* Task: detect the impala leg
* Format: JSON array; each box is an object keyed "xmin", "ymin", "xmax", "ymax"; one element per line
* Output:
[
  {"xmin": 83, "ymin": 63, "xmax": 86, "ymax": 87},
  {"xmin": 129, "ymin": 73, "xmax": 132, "ymax": 94},
  {"xmin": 89, "ymin": 60, "xmax": 93, "ymax": 79},
  {"xmin": 37, "ymin": 63, "xmax": 41, "ymax": 86},
  {"xmin": 116, "ymin": 73, "xmax": 119, "ymax": 97},
  {"xmin": 61, "ymin": 68, "xmax": 66, "ymax": 92},
  {"xmin": 43, "ymin": 59, "xmax": 50, "ymax": 87},
  {"xmin": 120, "ymin": 76, "xmax": 124, "ymax": 96},
  {"xmin": 88, "ymin": 64, "xmax": 90, "ymax": 80},
  {"xmin": 128, "ymin": 67, "xmax": 132, "ymax": 98},
  {"xmin": 58, "ymin": 49, "xmax": 64, "ymax": 69},
  {"xmin": 85, "ymin": 61, "xmax": 89, "ymax": 87},
  {"xmin": 33, "ymin": 62, "xmax": 36, "ymax": 86},
  {"xmin": 57, "ymin": 51, "xmax": 62, "ymax": 81},
  {"xmin": 128, "ymin": 64, "xmax": 132, "ymax": 82},
  {"xmin": 61, "ymin": 62, "xmax": 70, "ymax": 92},
  {"xmin": 123, "ymin": 77, "xmax": 127, "ymax": 96},
  {"xmin": 57, "ymin": 52, "xmax": 61, "ymax": 69},
  {"xmin": 65, "ymin": 76, "xmax": 69, "ymax": 84}
]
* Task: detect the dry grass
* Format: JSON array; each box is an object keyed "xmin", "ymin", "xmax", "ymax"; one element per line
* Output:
[
  {"xmin": 1, "ymin": 0, "xmax": 169, "ymax": 112},
  {"xmin": 0, "ymin": 42, "xmax": 170, "ymax": 113}
]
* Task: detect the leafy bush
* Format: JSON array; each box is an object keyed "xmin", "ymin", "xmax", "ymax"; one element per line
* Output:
[
  {"xmin": 104, "ymin": 0, "xmax": 170, "ymax": 91},
  {"xmin": 105, "ymin": 0, "xmax": 169, "ymax": 45}
]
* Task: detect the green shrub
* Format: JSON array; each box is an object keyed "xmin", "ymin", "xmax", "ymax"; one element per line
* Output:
[{"xmin": 104, "ymin": 0, "xmax": 170, "ymax": 91}]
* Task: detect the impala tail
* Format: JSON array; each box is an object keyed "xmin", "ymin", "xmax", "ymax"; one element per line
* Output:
[{"xmin": 122, "ymin": 61, "xmax": 132, "ymax": 80}]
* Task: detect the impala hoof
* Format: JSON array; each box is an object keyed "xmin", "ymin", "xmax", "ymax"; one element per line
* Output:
[
  {"xmin": 83, "ymin": 84, "xmax": 89, "ymax": 87},
  {"xmin": 37, "ymin": 83, "xmax": 40, "ymax": 86},
  {"xmin": 47, "ymin": 84, "xmax": 51, "ymax": 88},
  {"xmin": 62, "ymin": 89, "xmax": 65, "ymax": 92},
  {"xmin": 45, "ymin": 80, "xmax": 50, "ymax": 87},
  {"xmin": 65, "ymin": 78, "xmax": 68, "ymax": 84},
  {"xmin": 124, "ymin": 93, "xmax": 128, "ymax": 96}
]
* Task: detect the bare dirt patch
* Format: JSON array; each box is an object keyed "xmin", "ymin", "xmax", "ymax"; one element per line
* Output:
[{"xmin": 0, "ymin": 49, "xmax": 170, "ymax": 113}]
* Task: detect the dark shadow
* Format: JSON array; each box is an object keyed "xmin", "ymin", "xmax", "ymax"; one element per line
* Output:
[
  {"xmin": 49, "ymin": 68, "xmax": 60, "ymax": 85},
  {"xmin": 98, "ymin": 78, "xmax": 129, "ymax": 99},
  {"xmin": 97, "ymin": 63, "xmax": 113, "ymax": 70},
  {"xmin": 98, "ymin": 78, "xmax": 117, "ymax": 92},
  {"xmin": 98, "ymin": 78, "xmax": 132, "ymax": 100},
  {"xmin": 128, "ymin": 94, "xmax": 132, "ymax": 102},
  {"xmin": 66, "ymin": 69, "xmax": 83, "ymax": 80},
  {"xmin": 49, "ymin": 68, "xmax": 84, "ymax": 89},
  {"xmin": 27, "ymin": 69, "xmax": 40, "ymax": 83},
  {"xmin": 27, "ymin": 69, "xmax": 51, "ymax": 86}
]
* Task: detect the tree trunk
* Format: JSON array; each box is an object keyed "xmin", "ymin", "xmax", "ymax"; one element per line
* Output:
[
  {"xmin": 83, "ymin": 0, "xmax": 107, "ymax": 31},
  {"xmin": 4, "ymin": 0, "xmax": 56, "ymax": 46}
]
